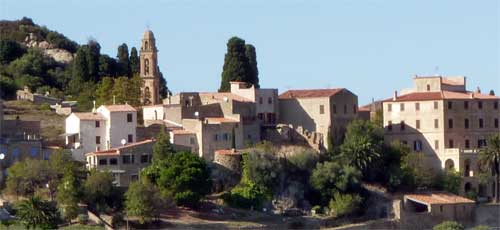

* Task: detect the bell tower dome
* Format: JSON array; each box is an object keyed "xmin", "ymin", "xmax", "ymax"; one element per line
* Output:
[{"xmin": 140, "ymin": 30, "xmax": 160, "ymax": 105}]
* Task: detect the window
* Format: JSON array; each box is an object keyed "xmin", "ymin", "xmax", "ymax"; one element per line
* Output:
[
  {"xmin": 434, "ymin": 140, "xmax": 439, "ymax": 150},
  {"xmin": 434, "ymin": 101, "xmax": 438, "ymax": 109},
  {"xmin": 96, "ymin": 136, "xmax": 101, "ymax": 144},
  {"xmin": 416, "ymin": 120, "xmax": 420, "ymax": 129},
  {"xmin": 110, "ymin": 158, "xmax": 118, "ymax": 165},
  {"xmin": 388, "ymin": 104, "xmax": 392, "ymax": 112},
  {"xmin": 426, "ymin": 84, "xmax": 430, "ymax": 91},
  {"xmin": 127, "ymin": 113, "xmax": 133, "ymax": 122},
  {"xmin": 344, "ymin": 105, "xmax": 347, "ymax": 114},
  {"xmin": 141, "ymin": 155, "xmax": 149, "ymax": 163},
  {"xmin": 448, "ymin": 101, "xmax": 453, "ymax": 109},
  {"xmin": 387, "ymin": 121, "xmax": 392, "ymax": 131},
  {"xmin": 122, "ymin": 155, "xmax": 134, "ymax": 164},
  {"xmin": 333, "ymin": 105, "xmax": 337, "ymax": 114},
  {"xmin": 464, "ymin": 101, "xmax": 469, "ymax": 109},
  {"xmin": 95, "ymin": 121, "xmax": 100, "ymax": 127},
  {"xmin": 415, "ymin": 103, "xmax": 420, "ymax": 111},
  {"xmin": 400, "ymin": 121, "xmax": 405, "ymax": 131},
  {"xmin": 478, "ymin": 139, "xmax": 487, "ymax": 148},
  {"xmin": 214, "ymin": 134, "xmax": 219, "ymax": 141},
  {"xmin": 400, "ymin": 103, "xmax": 405, "ymax": 111},
  {"xmin": 223, "ymin": 133, "xmax": 230, "ymax": 141},
  {"xmin": 495, "ymin": 101, "xmax": 499, "ymax": 110},
  {"xmin": 319, "ymin": 105, "xmax": 325, "ymax": 114},
  {"xmin": 449, "ymin": 139, "xmax": 454, "ymax": 148},
  {"xmin": 258, "ymin": 113, "xmax": 264, "ymax": 120},
  {"xmin": 465, "ymin": 119, "xmax": 469, "ymax": 129},
  {"xmin": 495, "ymin": 118, "xmax": 499, "ymax": 128},
  {"xmin": 478, "ymin": 101, "xmax": 483, "ymax": 109},
  {"xmin": 414, "ymin": 140, "xmax": 422, "ymax": 152},
  {"xmin": 465, "ymin": 140, "xmax": 470, "ymax": 149},
  {"xmin": 268, "ymin": 97, "xmax": 272, "ymax": 104},
  {"xmin": 128, "ymin": 134, "xmax": 133, "ymax": 143},
  {"xmin": 479, "ymin": 119, "xmax": 484, "ymax": 128},
  {"xmin": 259, "ymin": 97, "xmax": 263, "ymax": 104},
  {"xmin": 98, "ymin": 159, "xmax": 107, "ymax": 165},
  {"xmin": 448, "ymin": 119, "xmax": 453, "ymax": 129},
  {"xmin": 434, "ymin": 119, "xmax": 439, "ymax": 128},
  {"xmin": 145, "ymin": 58, "xmax": 150, "ymax": 74}
]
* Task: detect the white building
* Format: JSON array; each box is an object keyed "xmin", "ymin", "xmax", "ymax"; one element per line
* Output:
[{"xmin": 65, "ymin": 104, "xmax": 137, "ymax": 161}]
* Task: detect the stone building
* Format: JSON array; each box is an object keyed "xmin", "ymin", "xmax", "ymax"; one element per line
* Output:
[
  {"xmin": 403, "ymin": 192, "xmax": 475, "ymax": 222},
  {"xmin": 383, "ymin": 75, "xmax": 500, "ymax": 198},
  {"xmin": 278, "ymin": 88, "xmax": 359, "ymax": 150},
  {"xmin": 16, "ymin": 86, "xmax": 61, "ymax": 105},
  {"xmin": 64, "ymin": 104, "xmax": 137, "ymax": 161},
  {"xmin": 140, "ymin": 30, "xmax": 160, "ymax": 105},
  {"xmin": 85, "ymin": 139, "xmax": 154, "ymax": 187}
]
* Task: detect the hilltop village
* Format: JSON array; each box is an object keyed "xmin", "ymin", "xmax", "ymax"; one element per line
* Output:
[{"xmin": 0, "ymin": 18, "xmax": 499, "ymax": 229}]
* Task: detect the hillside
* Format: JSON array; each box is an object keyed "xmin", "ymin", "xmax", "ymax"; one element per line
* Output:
[{"xmin": 0, "ymin": 17, "xmax": 169, "ymax": 111}]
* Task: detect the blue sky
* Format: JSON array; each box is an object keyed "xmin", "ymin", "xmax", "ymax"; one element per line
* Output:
[{"xmin": 2, "ymin": 0, "xmax": 498, "ymax": 104}]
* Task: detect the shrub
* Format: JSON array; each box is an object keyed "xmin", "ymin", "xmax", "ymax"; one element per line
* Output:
[
  {"xmin": 465, "ymin": 190, "xmax": 478, "ymax": 201},
  {"xmin": 77, "ymin": 214, "xmax": 88, "ymax": 225},
  {"xmin": 433, "ymin": 221, "xmax": 464, "ymax": 230},
  {"xmin": 39, "ymin": 103, "xmax": 51, "ymax": 111},
  {"xmin": 174, "ymin": 191, "xmax": 201, "ymax": 208},
  {"xmin": 328, "ymin": 192, "xmax": 362, "ymax": 218},
  {"xmin": 311, "ymin": 205, "xmax": 322, "ymax": 215},
  {"xmin": 223, "ymin": 182, "xmax": 269, "ymax": 210}
]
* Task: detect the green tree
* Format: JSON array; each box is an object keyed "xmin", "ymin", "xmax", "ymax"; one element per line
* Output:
[
  {"xmin": 310, "ymin": 161, "xmax": 361, "ymax": 205},
  {"xmin": 117, "ymin": 43, "xmax": 130, "ymax": 77},
  {"xmin": 95, "ymin": 77, "xmax": 115, "ymax": 106},
  {"xmin": 0, "ymin": 39, "xmax": 26, "ymax": 64},
  {"xmin": 5, "ymin": 159, "xmax": 54, "ymax": 197},
  {"xmin": 442, "ymin": 170, "xmax": 462, "ymax": 195},
  {"xmin": 433, "ymin": 221, "xmax": 465, "ymax": 230},
  {"xmin": 478, "ymin": 134, "xmax": 500, "ymax": 203},
  {"xmin": 340, "ymin": 119, "xmax": 383, "ymax": 174},
  {"xmin": 83, "ymin": 170, "xmax": 114, "ymax": 212},
  {"xmin": 219, "ymin": 37, "xmax": 251, "ymax": 92},
  {"xmin": 130, "ymin": 47, "xmax": 140, "ymax": 74},
  {"xmin": 56, "ymin": 171, "xmax": 80, "ymax": 222},
  {"xmin": 244, "ymin": 44, "xmax": 259, "ymax": 88},
  {"xmin": 68, "ymin": 46, "xmax": 89, "ymax": 94},
  {"xmin": 243, "ymin": 151, "xmax": 282, "ymax": 192},
  {"xmin": 86, "ymin": 40, "xmax": 101, "ymax": 82},
  {"xmin": 0, "ymin": 76, "xmax": 17, "ymax": 99},
  {"xmin": 98, "ymin": 54, "xmax": 120, "ymax": 78},
  {"xmin": 111, "ymin": 75, "xmax": 142, "ymax": 106},
  {"xmin": 401, "ymin": 152, "xmax": 440, "ymax": 190},
  {"xmin": 125, "ymin": 181, "xmax": 165, "ymax": 224},
  {"xmin": 152, "ymin": 127, "xmax": 175, "ymax": 162},
  {"xmin": 158, "ymin": 70, "xmax": 170, "ymax": 99},
  {"xmin": 15, "ymin": 196, "xmax": 60, "ymax": 230},
  {"xmin": 328, "ymin": 192, "xmax": 362, "ymax": 217}
]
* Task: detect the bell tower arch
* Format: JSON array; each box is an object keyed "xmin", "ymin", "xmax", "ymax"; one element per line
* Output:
[{"xmin": 140, "ymin": 30, "xmax": 160, "ymax": 105}]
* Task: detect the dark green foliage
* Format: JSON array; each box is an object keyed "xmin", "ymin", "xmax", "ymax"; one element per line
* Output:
[
  {"xmin": 56, "ymin": 171, "xmax": 81, "ymax": 221},
  {"xmin": 130, "ymin": 47, "xmax": 140, "ymax": 74},
  {"xmin": 86, "ymin": 40, "xmax": 101, "ymax": 82},
  {"xmin": 401, "ymin": 152, "xmax": 441, "ymax": 190},
  {"xmin": 0, "ymin": 76, "xmax": 17, "ymax": 99},
  {"xmin": 244, "ymin": 44, "xmax": 259, "ymax": 88},
  {"xmin": 117, "ymin": 43, "xmax": 131, "ymax": 77},
  {"xmin": 442, "ymin": 170, "xmax": 462, "ymax": 194},
  {"xmin": 152, "ymin": 127, "xmax": 175, "ymax": 162},
  {"xmin": 15, "ymin": 196, "xmax": 60, "ymax": 229},
  {"xmin": 223, "ymin": 181, "xmax": 269, "ymax": 209},
  {"xmin": 328, "ymin": 192, "xmax": 362, "ymax": 217},
  {"xmin": 5, "ymin": 158, "xmax": 54, "ymax": 197},
  {"xmin": 433, "ymin": 221, "xmax": 465, "ymax": 230},
  {"xmin": 243, "ymin": 151, "xmax": 282, "ymax": 192},
  {"xmin": 478, "ymin": 134, "xmax": 500, "ymax": 203},
  {"xmin": 95, "ymin": 77, "xmax": 114, "ymax": 106},
  {"xmin": 219, "ymin": 37, "xmax": 259, "ymax": 92},
  {"xmin": 83, "ymin": 170, "xmax": 115, "ymax": 212},
  {"xmin": 98, "ymin": 54, "xmax": 120, "ymax": 78},
  {"xmin": 0, "ymin": 39, "xmax": 26, "ymax": 64},
  {"xmin": 158, "ymin": 70, "xmax": 170, "ymax": 99},
  {"xmin": 46, "ymin": 31, "xmax": 78, "ymax": 53},
  {"xmin": 310, "ymin": 161, "xmax": 361, "ymax": 205},
  {"xmin": 125, "ymin": 181, "xmax": 165, "ymax": 224}
]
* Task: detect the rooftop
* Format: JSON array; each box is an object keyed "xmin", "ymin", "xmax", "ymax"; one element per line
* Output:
[
  {"xmin": 199, "ymin": 92, "xmax": 252, "ymax": 103},
  {"xmin": 171, "ymin": 129, "xmax": 196, "ymax": 135},
  {"xmin": 101, "ymin": 104, "xmax": 137, "ymax": 112},
  {"xmin": 215, "ymin": 149, "xmax": 242, "ymax": 155},
  {"xmin": 383, "ymin": 91, "xmax": 499, "ymax": 102},
  {"xmin": 86, "ymin": 139, "xmax": 154, "ymax": 156},
  {"xmin": 204, "ymin": 117, "xmax": 239, "ymax": 124},
  {"xmin": 405, "ymin": 192, "xmax": 474, "ymax": 205},
  {"xmin": 73, "ymin": 112, "xmax": 105, "ymax": 120},
  {"xmin": 279, "ymin": 88, "xmax": 344, "ymax": 99}
]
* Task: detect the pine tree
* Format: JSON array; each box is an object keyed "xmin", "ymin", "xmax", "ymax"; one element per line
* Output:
[
  {"xmin": 158, "ymin": 70, "xmax": 170, "ymax": 99},
  {"xmin": 87, "ymin": 40, "xmax": 101, "ymax": 82},
  {"xmin": 130, "ymin": 47, "xmax": 140, "ymax": 74},
  {"xmin": 219, "ymin": 37, "xmax": 251, "ymax": 92},
  {"xmin": 117, "ymin": 43, "xmax": 131, "ymax": 77},
  {"xmin": 153, "ymin": 128, "xmax": 175, "ymax": 162},
  {"xmin": 245, "ymin": 44, "xmax": 259, "ymax": 88},
  {"xmin": 95, "ymin": 77, "xmax": 114, "ymax": 106},
  {"xmin": 69, "ymin": 47, "xmax": 88, "ymax": 95}
]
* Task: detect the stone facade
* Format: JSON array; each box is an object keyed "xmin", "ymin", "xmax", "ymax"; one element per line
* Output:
[
  {"xmin": 383, "ymin": 76, "xmax": 500, "ymax": 198},
  {"xmin": 140, "ymin": 30, "xmax": 160, "ymax": 105},
  {"xmin": 16, "ymin": 86, "xmax": 61, "ymax": 105}
]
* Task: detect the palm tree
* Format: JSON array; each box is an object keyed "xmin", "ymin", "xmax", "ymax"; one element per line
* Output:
[
  {"xmin": 15, "ymin": 196, "xmax": 59, "ymax": 229},
  {"xmin": 478, "ymin": 134, "xmax": 500, "ymax": 203}
]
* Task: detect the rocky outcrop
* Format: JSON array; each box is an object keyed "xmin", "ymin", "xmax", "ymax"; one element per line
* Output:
[{"xmin": 24, "ymin": 33, "xmax": 74, "ymax": 64}]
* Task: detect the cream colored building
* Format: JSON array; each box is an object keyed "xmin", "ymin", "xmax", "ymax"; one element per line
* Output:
[
  {"xmin": 279, "ymin": 88, "xmax": 359, "ymax": 150},
  {"xmin": 383, "ymin": 76, "xmax": 500, "ymax": 197},
  {"xmin": 64, "ymin": 104, "xmax": 137, "ymax": 161}
]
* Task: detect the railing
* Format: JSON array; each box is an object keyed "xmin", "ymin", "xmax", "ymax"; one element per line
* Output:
[{"xmin": 443, "ymin": 148, "xmax": 479, "ymax": 155}]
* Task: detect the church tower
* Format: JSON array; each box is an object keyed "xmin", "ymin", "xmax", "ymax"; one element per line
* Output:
[{"xmin": 140, "ymin": 30, "xmax": 160, "ymax": 105}]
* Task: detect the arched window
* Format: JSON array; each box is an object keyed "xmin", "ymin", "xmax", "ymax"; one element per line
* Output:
[
  {"xmin": 145, "ymin": 59, "xmax": 150, "ymax": 75},
  {"xmin": 144, "ymin": 41, "xmax": 149, "ymax": 50},
  {"xmin": 444, "ymin": 159, "xmax": 455, "ymax": 171}
]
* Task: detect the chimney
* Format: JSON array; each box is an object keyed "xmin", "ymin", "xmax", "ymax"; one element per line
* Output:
[
  {"xmin": 489, "ymin": 90, "xmax": 495, "ymax": 96},
  {"xmin": 392, "ymin": 91, "xmax": 398, "ymax": 101}
]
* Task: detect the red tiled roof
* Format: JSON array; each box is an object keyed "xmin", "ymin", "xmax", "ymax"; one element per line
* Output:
[
  {"xmin": 215, "ymin": 149, "xmax": 241, "ymax": 155},
  {"xmin": 86, "ymin": 139, "xmax": 154, "ymax": 156},
  {"xmin": 73, "ymin": 112, "xmax": 105, "ymax": 120},
  {"xmin": 171, "ymin": 129, "xmax": 195, "ymax": 135},
  {"xmin": 405, "ymin": 192, "xmax": 474, "ymax": 205},
  {"xmin": 279, "ymin": 88, "xmax": 344, "ymax": 99},
  {"xmin": 205, "ymin": 117, "xmax": 239, "ymax": 123},
  {"xmin": 383, "ymin": 91, "xmax": 499, "ymax": 102},
  {"xmin": 101, "ymin": 104, "xmax": 137, "ymax": 112}
]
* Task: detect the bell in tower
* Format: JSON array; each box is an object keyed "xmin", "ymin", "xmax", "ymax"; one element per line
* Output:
[{"xmin": 140, "ymin": 30, "xmax": 160, "ymax": 105}]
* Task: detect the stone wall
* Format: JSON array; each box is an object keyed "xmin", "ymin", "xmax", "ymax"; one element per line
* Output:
[{"xmin": 214, "ymin": 151, "xmax": 242, "ymax": 173}]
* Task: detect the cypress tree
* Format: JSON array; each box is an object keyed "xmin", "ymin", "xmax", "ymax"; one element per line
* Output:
[
  {"xmin": 117, "ymin": 43, "xmax": 131, "ymax": 77},
  {"xmin": 130, "ymin": 47, "xmax": 140, "ymax": 74},
  {"xmin": 219, "ymin": 37, "xmax": 250, "ymax": 92},
  {"xmin": 87, "ymin": 40, "xmax": 101, "ymax": 82},
  {"xmin": 245, "ymin": 44, "xmax": 259, "ymax": 88}
]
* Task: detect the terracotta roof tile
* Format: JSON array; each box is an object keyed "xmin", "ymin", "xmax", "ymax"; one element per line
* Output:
[
  {"xmin": 73, "ymin": 112, "xmax": 105, "ymax": 120},
  {"xmin": 405, "ymin": 192, "xmax": 474, "ymax": 205},
  {"xmin": 86, "ymin": 139, "xmax": 154, "ymax": 156},
  {"xmin": 279, "ymin": 88, "xmax": 344, "ymax": 99},
  {"xmin": 171, "ymin": 129, "xmax": 196, "ymax": 135},
  {"xmin": 383, "ymin": 91, "xmax": 499, "ymax": 102},
  {"xmin": 205, "ymin": 117, "xmax": 239, "ymax": 123},
  {"xmin": 215, "ymin": 149, "xmax": 241, "ymax": 155},
  {"xmin": 102, "ymin": 104, "xmax": 137, "ymax": 112}
]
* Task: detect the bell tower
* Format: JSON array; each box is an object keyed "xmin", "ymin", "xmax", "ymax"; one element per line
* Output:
[{"xmin": 140, "ymin": 30, "xmax": 160, "ymax": 105}]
